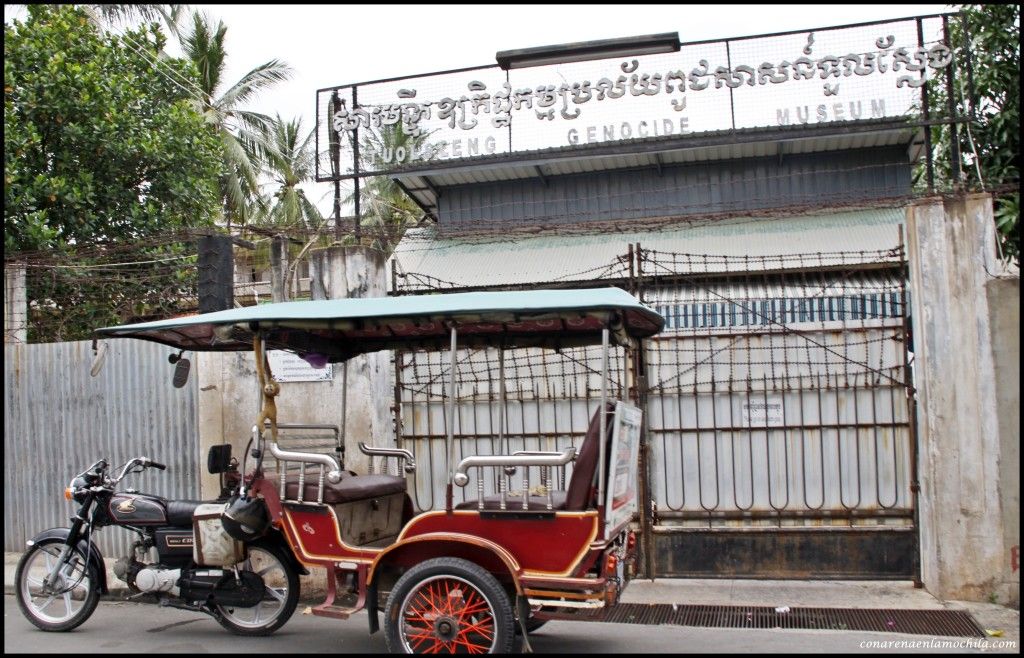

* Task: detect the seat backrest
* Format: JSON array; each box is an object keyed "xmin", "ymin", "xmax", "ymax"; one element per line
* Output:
[{"xmin": 564, "ymin": 401, "xmax": 615, "ymax": 511}]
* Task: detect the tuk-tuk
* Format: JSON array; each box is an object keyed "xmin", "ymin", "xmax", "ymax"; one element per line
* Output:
[{"xmin": 97, "ymin": 286, "xmax": 664, "ymax": 653}]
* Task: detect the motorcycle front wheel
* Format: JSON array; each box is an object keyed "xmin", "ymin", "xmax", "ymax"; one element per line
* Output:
[
  {"xmin": 15, "ymin": 539, "xmax": 101, "ymax": 632},
  {"xmin": 214, "ymin": 542, "xmax": 299, "ymax": 636}
]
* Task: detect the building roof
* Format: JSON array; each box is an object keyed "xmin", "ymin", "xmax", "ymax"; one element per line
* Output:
[
  {"xmin": 391, "ymin": 121, "xmax": 924, "ymax": 220},
  {"xmin": 390, "ymin": 205, "xmax": 906, "ymax": 292}
]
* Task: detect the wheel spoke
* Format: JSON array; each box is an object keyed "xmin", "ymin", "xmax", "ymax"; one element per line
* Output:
[
  {"xmin": 35, "ymin": 594, "xmax": 59, "ymax": 611},
  {"xmin": 398, "ymin": 575, "xmax": 502, "ymax": 654},
  {"xmin": 61, "ymin": 591, "xmax": 74, "ymax": 618}
]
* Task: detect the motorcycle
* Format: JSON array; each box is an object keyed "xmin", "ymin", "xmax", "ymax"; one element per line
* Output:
[{"xmin": 14, "ymin": 445, "xmax": 304, "ymax": 636}]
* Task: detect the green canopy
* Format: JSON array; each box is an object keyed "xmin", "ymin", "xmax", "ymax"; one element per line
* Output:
[{"xmin": 96, "ymin": 287, "xmax": 664, "ymax": 362}]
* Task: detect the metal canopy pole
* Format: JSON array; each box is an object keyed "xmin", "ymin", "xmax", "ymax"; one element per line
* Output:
[
  {"xmin": 498, "ymin": 347, "xmax": 507, "ymax": 456},
  {"xmin": 597, "ymin": 326, "xmax": 610, "ymax": 506},
  {"xmin": 339, "ymin": 361, "xmax": 347, "ymax": 469},
  {"xmin": 445, "ymin": 326, "xmax": 458, "ymax": 510}
]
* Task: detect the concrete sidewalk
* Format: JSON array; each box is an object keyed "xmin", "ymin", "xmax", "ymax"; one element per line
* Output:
[{"xmin": 6, "ymin": 551, "xmax": 1018, "ymax": 649}]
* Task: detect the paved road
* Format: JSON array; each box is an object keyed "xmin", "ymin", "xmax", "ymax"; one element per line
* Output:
[{"xmin": 4, "ymin": 595, "xmax": 1017, "ymax": 654}]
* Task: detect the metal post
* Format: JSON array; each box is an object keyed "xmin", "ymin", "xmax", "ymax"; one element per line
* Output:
[
  {"xmin": 959, "ymin": 12, "xmax": 977, "ymax": 121},
  {"xmin": 917, "ymin": 18, "xmax": 935, "ymax": 193},
  {"xmin": 330, "ymin": 91, "xmax": 343, "ymax": 242},
  {"xmin": 898, "ymin": 225, "xmax": 923, "ymax": 587},
  {"xmin": 597, "ymin": 327, "xmax": 610, "ymax": 507},
  {"xmin": 339, "ymin": 361, "xmax": 348, "ymax": 470},
  {"xmin": 725, "ymin": 40, "xmax": 736, "ymax": 131},
  {"xmin": 445, "ymin": 326, "xmax": 458, "ymax": 510},
  {"xmin": 499, "ymin": 347, "xmax": 507, "ymax": 456},
  {"xmin": 942, "ymin": 15, "xmax": 962, "ymax": 186},
  {"xmin": 352, "ymin": 86, "xmax": 362, "ymax": 243}
]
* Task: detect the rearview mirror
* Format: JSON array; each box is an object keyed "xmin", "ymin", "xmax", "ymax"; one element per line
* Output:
[
  {"xmin": 169, "ymin": 351, "xmax": 191, "ymax": 388},
  {"xmin": 207, "ymin": 444, "xmax": 233, "ymax": 474}
]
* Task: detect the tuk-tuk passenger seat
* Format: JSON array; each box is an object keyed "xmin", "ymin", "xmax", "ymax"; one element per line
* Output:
[{"xmin": 455, "ymin": 401, "xmax": 615, "ymax": 512}]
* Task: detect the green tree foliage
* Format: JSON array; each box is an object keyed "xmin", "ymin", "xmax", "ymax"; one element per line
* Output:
[
  {"xmin": 259, "ymin": 115, "xmax": 323, "ymax": 230},
  {"xmin": 4, "ymin": 5, "xmax": 222, "ymax": 340},
  {"xmin": 348, "ymin": 123, "xmax": 441, "ymax": 255},
  {"xmin": 928, "ymin": 4, "xmax": 1019, "ymax": 261},
  {"xmin": 179, "ymin": 10, "xmax": 292, "ymax": 228},
  {"xmin": 4, "ymin": 4, "xmax": 221, "ymax": 252}
]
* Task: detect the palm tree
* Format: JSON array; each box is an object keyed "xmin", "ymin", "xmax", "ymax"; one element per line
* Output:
[
  {"xmin": 346, "ymin": 123, "xmax": 442, "ymax": 255},
  {"xmin": 259, "ymin": 114, "xmax": 323, "ymax": 230},
  {"xmin": 79, "ymin": 4, "xmax": 185, "ymax": 37},
  {"xmin": 179, "ymin": 10, "xmax": 292, "ymax": 229}
]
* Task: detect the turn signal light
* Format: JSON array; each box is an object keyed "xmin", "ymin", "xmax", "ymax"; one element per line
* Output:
[
  {"xmin": 64, "ymin": 488, "xmax": 73, "ymax": 501},
  {"xmin": 605, "ymin": 554, "xmax": 618, "ymax": 575}
]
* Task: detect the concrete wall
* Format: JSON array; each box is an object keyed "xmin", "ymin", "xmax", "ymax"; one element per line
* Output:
[
  {"xmin": 197, "ymin": 246, "xmax": 392, "ymax": 499},
  {"xmin": 906, "ymin": 193, "xmax": 1017, "ymax": 604},
  {"xmin": 4, "ymin": 265, "xmax": 27, "ymax": 344},
  {"xmin": 988, "ymin": 276, "xmax": 1020, "ymax": 607}
]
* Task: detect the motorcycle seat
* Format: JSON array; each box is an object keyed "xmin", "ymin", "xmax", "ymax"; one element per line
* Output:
[{"xmin": 165, "ymin": 499, "xmax": 205, "ymax": 527}]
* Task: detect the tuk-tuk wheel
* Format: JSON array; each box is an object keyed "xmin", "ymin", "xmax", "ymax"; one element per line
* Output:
[{"xmin": 384, "ymin": 557, "xmax": 514, "ymax": 654}]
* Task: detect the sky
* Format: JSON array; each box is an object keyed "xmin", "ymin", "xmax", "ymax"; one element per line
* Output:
[{"xmin": 5, "ymin": 3, "xmax": 956, "ymax": 212}]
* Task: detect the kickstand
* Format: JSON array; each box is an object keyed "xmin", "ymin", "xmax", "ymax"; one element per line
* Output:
[{"xmin": 515, "ymin": 595, "xmax": 534, "ymax": 654}]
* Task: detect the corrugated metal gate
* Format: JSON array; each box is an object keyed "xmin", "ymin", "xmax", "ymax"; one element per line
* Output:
[
  {"xmin": 638, "ymin": 244, "xmax": 917, "ymax": 578},
  {"xmin": 392, "ymin": 237, "xmax": 917, "ymax": 578},
  {"xmin": 3, "ymin": 340, "xmax": 199, "ymax": 556}
]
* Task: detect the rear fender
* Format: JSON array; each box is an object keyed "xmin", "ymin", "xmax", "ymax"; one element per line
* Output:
[
  {"xmin": 369, "ymin": 534, "xmax": 522, "ymax": 592},
  {"xmin": 254, "ymin": 529, "xmax": 309, "ymax": 576},
  {"xmin": 367, "ymin": 535, "xmax": 522, "ymax": 636},
  {"xmin": 27, "ymin": 528, "xmax": 109, "ymax": 594}
]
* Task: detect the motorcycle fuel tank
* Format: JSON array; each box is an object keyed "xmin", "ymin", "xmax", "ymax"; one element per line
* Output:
[{"xmin": 108, "ymin": 493, "xmax": 167, "ymax": 525}]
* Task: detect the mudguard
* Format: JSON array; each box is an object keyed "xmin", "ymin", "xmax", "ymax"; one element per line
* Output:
[
  {"xmin": 27, "ymin": 528, "xmax": 109, "ymax": 594},
  {"xmin": 260, "ymin": 528, "xmax": 309, "ymax": 576}
]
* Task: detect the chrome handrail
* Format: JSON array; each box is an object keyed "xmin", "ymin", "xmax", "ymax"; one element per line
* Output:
[
  {"xmin": 359, "ymin": 442, "xmax": 416, "ymax": 474},
  {"xmin": 453, "ymin": 447, "xmax": 576, "ymax": 511},
  {"xmin": 512, "ymin": 449, "xmax": 578, "ymax": 458},
  {"xmin": 268, "ymin": 442, "xmax": 343, "ymax": 478},
  {"xmin": 453, "ymin": 447, "xmax": 575, "ymax": 486},
  {"xmin": 256, "ymin": 425, "xmax": 343, "ymax": 505}
]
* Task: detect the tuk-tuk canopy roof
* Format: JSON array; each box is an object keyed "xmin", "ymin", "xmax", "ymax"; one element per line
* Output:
[{"xmin": 95, "ymin": 287, "xmax": 664, "ymax": 362}]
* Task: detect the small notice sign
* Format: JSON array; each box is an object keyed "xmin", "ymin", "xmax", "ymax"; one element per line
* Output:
[
  {"xmin": 267, "ymin": 350, "xmax": 333, "ymax": 383},
  {"xmin": 742, "ymin": 397, "xmax": 784, "ymax": 427}
]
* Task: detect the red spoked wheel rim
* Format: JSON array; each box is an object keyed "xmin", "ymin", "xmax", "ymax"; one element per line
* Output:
[{"xmin": 398, "ymin": 574, "xmax": 498, "ymax": 653}]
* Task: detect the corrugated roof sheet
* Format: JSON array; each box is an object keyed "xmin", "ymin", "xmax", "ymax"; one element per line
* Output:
[
  {"xmin": 391, "ymin": 122, "xmax": 921, "ymax": 218},
  {"xmin": 389, "ymin": 206, "xmax": 906, "ymax": 291}
]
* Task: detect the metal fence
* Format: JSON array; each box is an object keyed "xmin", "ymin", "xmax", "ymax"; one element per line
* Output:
[
  {"xmin": 392, "ymin": 235, "xmax": 916, "ymax": 576},
  {"xmin": 3, "ymin": 339, "xmax": 199, "ymax": 556},
  {"xmin": 639, "ymin": 246, "xmax": 913, "ymax": 527}
]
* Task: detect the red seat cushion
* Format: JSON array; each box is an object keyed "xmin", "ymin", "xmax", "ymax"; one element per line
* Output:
[
  {"xmin": 455, "ymin": 491, "xmax": 568, "ymax": 511},
  {"xmin": 284, "ymin": 472, "xmax": 406, "ymax": 504},
  {"xmin": 563, "ymin": 401, "xmax": 615, "ymax": 511}
]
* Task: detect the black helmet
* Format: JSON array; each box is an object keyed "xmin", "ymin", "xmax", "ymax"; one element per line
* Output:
[{"xmin": 220, "ymin": 495, "xmax": 269, "ymax": 542}]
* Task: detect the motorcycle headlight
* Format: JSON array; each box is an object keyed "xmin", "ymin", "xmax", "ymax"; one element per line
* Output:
[{"xmin": 66, "ymin": 476, "xmax": 88, "ymax": 503}]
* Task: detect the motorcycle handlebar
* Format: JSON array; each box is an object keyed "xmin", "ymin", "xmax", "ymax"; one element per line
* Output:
[{"xmin": 148, "ymin": 460, "xmax": 167, "ymax": 471}]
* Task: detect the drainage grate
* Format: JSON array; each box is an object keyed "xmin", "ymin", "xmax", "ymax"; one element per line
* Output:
[{"xmin": 596, "ymin": 604, "xmax": 986, "ymax": 637}]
